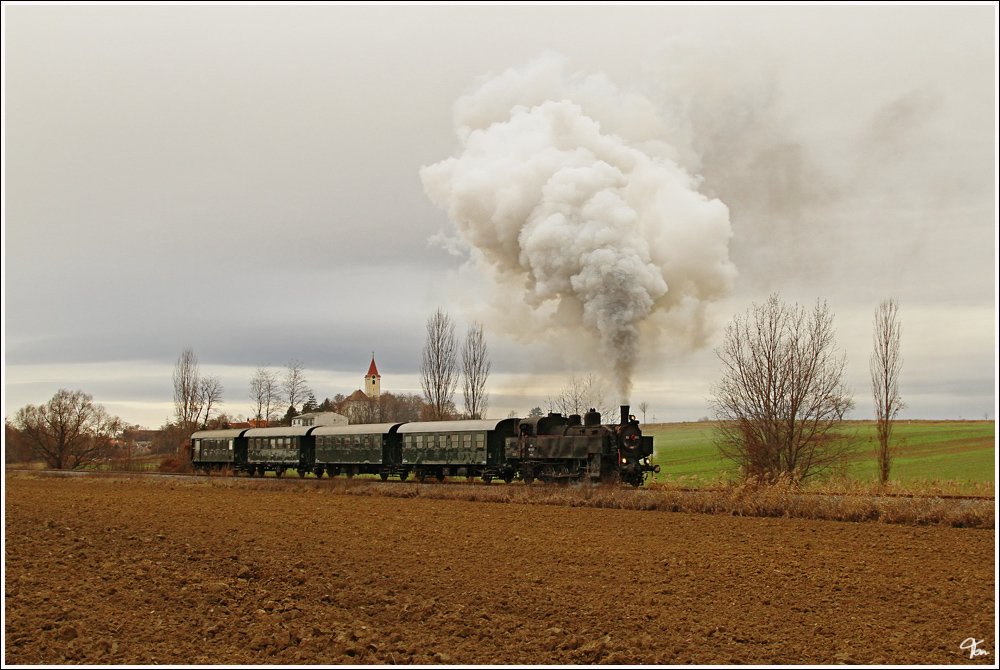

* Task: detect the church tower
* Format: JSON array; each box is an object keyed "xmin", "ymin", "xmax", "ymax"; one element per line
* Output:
[{"xmin": 365, "ymin": 355, "xmax": 381, "ymax": 398}]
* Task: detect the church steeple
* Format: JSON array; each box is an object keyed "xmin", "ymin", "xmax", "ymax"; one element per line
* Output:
[{"xmin": 365, "ymin": 354, "xmax": 380, "ymax": 398}]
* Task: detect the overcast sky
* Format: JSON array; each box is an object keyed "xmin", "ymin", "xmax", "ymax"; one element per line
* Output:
[{"xmin": 4, "ymin": 4, "xmax": 997, "ymax": 429}]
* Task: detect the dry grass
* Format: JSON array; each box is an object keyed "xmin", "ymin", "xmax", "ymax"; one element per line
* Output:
[
  {"xmin": 203, "ymin": 474, "xmax": 994, "ymax": 529},
  {"xmin": 7, "ymin": 470, "xmax": 992, "ymax": 529},
  {"xmin": 646, "ymin": 471, "xmax": 994, "ymax": 498}
]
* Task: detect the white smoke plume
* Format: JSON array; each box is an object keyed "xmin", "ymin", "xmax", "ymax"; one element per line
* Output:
[{"xmin": 420, "ymin": 53, "xmax": 736, "ymax": 401}]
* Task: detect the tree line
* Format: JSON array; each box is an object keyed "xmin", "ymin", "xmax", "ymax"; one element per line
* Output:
[{"xmin": 7, "ymin": 297, "xmax": 905, "ymax": 482}]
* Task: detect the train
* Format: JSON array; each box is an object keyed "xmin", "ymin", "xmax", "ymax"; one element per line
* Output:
[{"xmin": 190, "ymin": 404, "xmax": 660, "ymax": 486}]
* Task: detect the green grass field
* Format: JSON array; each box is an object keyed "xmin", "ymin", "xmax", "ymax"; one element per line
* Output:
[{"xmin": 645, "ymin": 420, "xmax": 996, "ymax": 488}]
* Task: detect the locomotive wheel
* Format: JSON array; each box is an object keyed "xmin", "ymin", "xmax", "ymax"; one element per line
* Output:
[
  {"xmin": 481, "ymin": 474, "xmax": 493, "ymax": 484},
  {"xmin": 275, "ymin": 468, "xmax": 284, "ymax": 478},
  {"xmin": 540, "ymin": 464, "xmax": 556, "ymax": 484},
  {"xmin": 315, "ymin": 468, "xmax": 324, "ymax": 478},
  {"xmin": 380, "ymin": 472, "xmax": 389, "ymax": 481},
  {"xmin": 399, "ymin": 470, "xmax": 409, "ymax": 481},
  {"xmin": 298, "ymin": 469, "xmax": 307, "ymax": 478}
]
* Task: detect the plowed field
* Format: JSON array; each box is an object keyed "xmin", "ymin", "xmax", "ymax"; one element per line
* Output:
[{"xmin": 4, "ymin": 474, "xmax": 995, "ymax": 665}]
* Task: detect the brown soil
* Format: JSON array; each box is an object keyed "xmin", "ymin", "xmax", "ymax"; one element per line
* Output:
[{"xmin": 4, "ymin": 474, "xmax": 996, "ymax": 665}]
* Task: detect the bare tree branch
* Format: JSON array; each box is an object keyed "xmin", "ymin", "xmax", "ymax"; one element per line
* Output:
[
  {"xmin": 421, "ymin": 308, "xmax": 459, "ymax": 421},
  {"xmin": 871, "ymin": 298, "xmax": 904, "ymax": 484},
  {"xmin": 249, "ymin": 366, "xmax": 281, "ymax": 424},
  {"xmin": 199, "ymin": 375, "xmax": 225, "ymax": 428},
  {"xmin": 282, "ymin": 360, "xmax": 312, "ymax": 414},
  {"xmin": 547, "ymin": 373, "xmax": 615, "ymax": 420},
  {"xmin": 14, "ymin": 389, "xmax": 123, "ymax": 469},
  {"xmin": 462, "ymin": 321, "xmax": 491, "ymax": 420},
  {"xmin": 710, "ymin": 294, "xmax": 855, "ymax": 481},
  {"xmin": 172, "ymin": 348, "xmax": 202, "ymax": 430}
]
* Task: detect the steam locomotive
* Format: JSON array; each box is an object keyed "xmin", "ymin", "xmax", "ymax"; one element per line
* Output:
[{"xmin": 190, "ymin": 405, "xmax": 659, "ymax": 486}]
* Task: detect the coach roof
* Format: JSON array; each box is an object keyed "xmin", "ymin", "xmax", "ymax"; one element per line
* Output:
[
  {"xmin": 311, "ymin": 423, "xmax": 403, "ymax": 436},
  {"xmin": 396, "ymin": 419, "xmax": 517, "ymax": 434},
  {"xmin": 191, "ymin": 428, "xmax": 248, "ymax": 439},
  {"xmin": 243, "ymin": 426, "xmax": 314, "ymax": 437}
]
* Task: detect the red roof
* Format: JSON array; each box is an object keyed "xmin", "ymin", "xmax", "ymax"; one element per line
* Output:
[{"xmin": 366, "ymin": 357, "xmax": 380, "ymax": 377}]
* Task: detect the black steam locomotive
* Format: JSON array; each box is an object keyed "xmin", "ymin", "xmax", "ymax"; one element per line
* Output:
[{"xmin": 190, "ymin": 405, "xmax": 659, "ymax": 486}]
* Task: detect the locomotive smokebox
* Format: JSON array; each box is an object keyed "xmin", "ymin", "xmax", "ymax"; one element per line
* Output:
[{"xmin": 620, "ymin": 405, "xmax": 630, "ymax": 426}]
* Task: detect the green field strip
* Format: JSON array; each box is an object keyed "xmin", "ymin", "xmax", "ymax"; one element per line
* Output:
[{"xmin": 643, "ymin": 420, "xmax": 996, "ymax": 485}]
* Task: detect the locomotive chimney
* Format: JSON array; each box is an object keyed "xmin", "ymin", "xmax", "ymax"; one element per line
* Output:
[{"xmin": 620, "ymin": 405, "xmax": 630, "ymax": 426}]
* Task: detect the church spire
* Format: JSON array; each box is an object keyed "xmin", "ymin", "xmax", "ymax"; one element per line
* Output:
[{"xmin": 365, "ymin": 354, "xmax": 380, "ymax": 397}]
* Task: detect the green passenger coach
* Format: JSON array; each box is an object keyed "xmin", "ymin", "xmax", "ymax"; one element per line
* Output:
[
  {"xmin": 190, "ymin": 428, "xmax": 248, "ymax": 473},
  {"xmin": 311, "ymin": 422, "xmax": 405, "ymax": 480},
  {"xmin": 243, "ymin": 426, "xmax": 314, "ymax": 477},
  {"xmin": 396, "ymin": 418, "xmax": 520, "ymax": 483}
]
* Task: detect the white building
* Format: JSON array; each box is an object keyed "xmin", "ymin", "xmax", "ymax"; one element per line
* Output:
[{"xmin": 292, "ymin": 412, "xmax": 348, "ymax": 427}]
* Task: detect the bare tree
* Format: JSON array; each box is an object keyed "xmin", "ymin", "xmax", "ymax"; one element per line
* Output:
[
  {"xmin": 637, "ymin": 401, "xmax": 649, "ymax": 423},
  {"xmin": 249, "ymin": 366, "xmax": 282, "ymax": 424},
  {"xmin": 462, "ymin": 321, "xmax": 491, "ymax": 419},
  {"xmin": 14, "ymin": 389, "xmax": 123, "ymax": 469},
  {"xmin": 378, "ymin": 392, "xmax": 426, "ymax": 423},
  {"xmin": 282, "ymin": 360, "xmax": 312, "ymax": 413},
  {"xmin": 710, "ymin": 294, "xmax": 854, "ymax": 481},
  {"xmin": 172, "ymin": 348, "xmax": 202, "ymax": 430},
  {"xmin": 870, "ymin": 298, "xmax": 904, "ymax": 484},
  {"xmin": 5, "ymin": 419, "xmax": 34, "ymax": 464},
  {"xmin": 151, "ymin": 421, "xmax": 193, "ymax": 457},
  {"xmin": 198, "ymin": 375, "xmax": 225, "ymax": 428},
  {"xmin": 421, "ymin": 308, "xmax": 459, "ymax": 421},
  {"xmin": 547, "ymin": 373, "xmax": 615, "ymax": 421}
]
